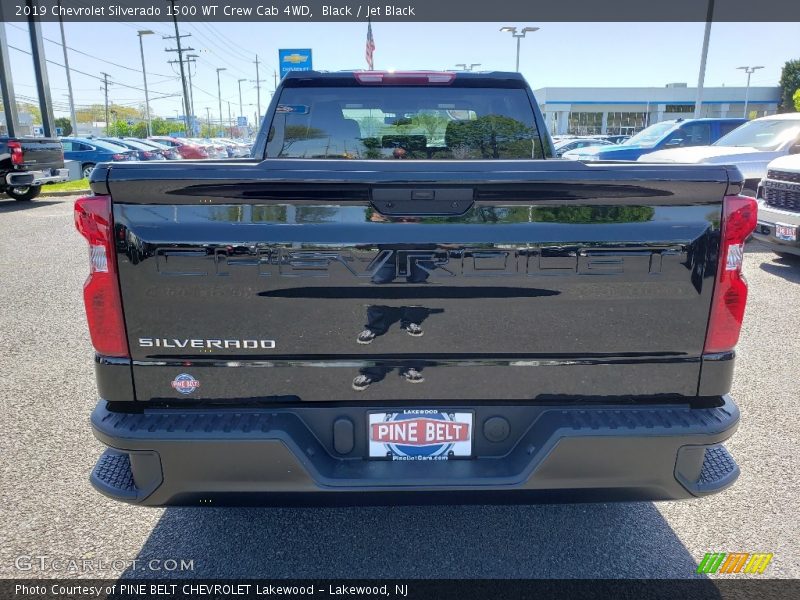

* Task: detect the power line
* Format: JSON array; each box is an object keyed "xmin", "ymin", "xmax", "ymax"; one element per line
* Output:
[
  {"xmin": 5, "ymin": 42, "xmax": 178, "ymax": 96},
  {"xmin": 7, "ymin": 22, "xmax": 175, "ymax": 79}
]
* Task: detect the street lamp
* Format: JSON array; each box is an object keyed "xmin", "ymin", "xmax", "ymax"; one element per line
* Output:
[
  {"xmin": 737, "ymin": 65, "xmax": 764, "ymax": 118},
  {"xmin": 216, "ymin": 67, "xmax": 227, "ymax": 138},
  {"xmin": 499, "ymin": 26, "xmax": 539, "ymax": 72},
  {"xmin": 136, "ymin": 30, "xmax": 154, "ymax": 137},
  {"xmin": 455, "ymin": 63, "xmax": 481, "ymax": 71}
]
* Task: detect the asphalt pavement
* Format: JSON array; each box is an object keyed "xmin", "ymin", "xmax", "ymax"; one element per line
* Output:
[{"xmin": 0, "ymin": 195, "xmax": 797, "ymax": 579}]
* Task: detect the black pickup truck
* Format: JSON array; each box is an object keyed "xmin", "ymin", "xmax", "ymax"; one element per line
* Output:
[
  {"xmin": 77, "ymin": 71, "xmax": 756, "ymax": 506},
  {"xmin": 1, "ymin": 136, "xmax": 68, "ymax": 201}
]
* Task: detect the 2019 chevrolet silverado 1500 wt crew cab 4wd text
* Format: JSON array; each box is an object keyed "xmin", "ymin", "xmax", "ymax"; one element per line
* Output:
[{"xmin": 77, "ymin": 71, "xmax": 756, "ymax": 506}]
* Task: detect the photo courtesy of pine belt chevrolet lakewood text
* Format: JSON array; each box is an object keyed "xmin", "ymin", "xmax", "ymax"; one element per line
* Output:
[{"xmin": 75, "ymin": 71, "xmax": 756, "ymax": 506}]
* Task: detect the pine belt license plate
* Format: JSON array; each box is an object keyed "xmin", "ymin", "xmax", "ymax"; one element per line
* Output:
[
  {"xmin": 775, "ymin": 223, "xmax": 797, "ymax": 241},
  {"xmin": 368, "ymin": 410, "xmax": 473, "ymax": 460}
]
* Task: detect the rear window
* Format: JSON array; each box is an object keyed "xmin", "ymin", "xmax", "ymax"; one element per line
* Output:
[{"xmin": 265, "ymin": 86, "xmax": 544, "ymax": 160}]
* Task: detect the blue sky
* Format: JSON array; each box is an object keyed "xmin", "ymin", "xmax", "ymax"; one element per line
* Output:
[{"xmin": 3, "ymin": 21, "xmax": 798, "ymax": 122}]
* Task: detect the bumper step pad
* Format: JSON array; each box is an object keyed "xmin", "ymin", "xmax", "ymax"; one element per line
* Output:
[
  {"xmin": 698, "ymin": 445, "xmax": 739, "ymax": 492},
  {"xmin": 90, "ymin": 450, "xmax": 137, "ymax": 501},
  {"xmin": 675, "ymin": 443, "xmax": 739, "ymax": 497},
  {"xmin": 90, "ymin": 448, "xmax": 162, "ymax": 503}
]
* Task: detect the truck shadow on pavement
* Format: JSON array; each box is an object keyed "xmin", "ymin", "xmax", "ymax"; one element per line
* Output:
[
  {"xmin": 760, "ymin": 256, "xmax": 800, "ymax": 284},
  {"xmin": 122, "ymin": 503, "xmax": 712, "ymax": 580},
  {"xmin": 0, "ymin": 199, "xmax": 63, "ymax": 213}
]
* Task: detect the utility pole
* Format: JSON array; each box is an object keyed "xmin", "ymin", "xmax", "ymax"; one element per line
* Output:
[
  {"xmin": 227, "ymin": 101, "xmax": 232, "ymax": 136},
  {"xmin": 237, "ymin": 78, "xmax": 246, "ymax": 119},
  {"xmin": 216, "ymin": 67, "xmax": 226, "ymax": 138},
  {"xmin": 205, "ymin": 107, "xmax": 211, "ymax": 137},
  {"xmin": 253, "ymin": 55, "xmax": 261, "ymax": 121},
  {"xmin": 694, "ymin": 0, "xmax": 715, "ymax": 118},
  {"xmin": 164, "ymin": 0, "xmax": 193, "ymax": 134},
  {"xmin": 169, "ymin": 54, "xmax": 197, "ymax": 130},
  {"xmin": 185, "ymin": 53, "xmax": 198, "ymax": 119},
  {"xmin": 101, "ymin": 72, "xmax": 110, "ymax": 135},
  {"xmin": 57, "ymin": 1, "xmax": 77, "ymax": 136},
  {"xmin": 137, "ymin": 30, "xmax": 154, "ymax": 137}
]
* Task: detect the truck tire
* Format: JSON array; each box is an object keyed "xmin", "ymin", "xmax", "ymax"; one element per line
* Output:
[
  {"xmin": 6, "ymin": 185, "xmax": 41, "ymax": 202},
  {"xmin": 82, "ymin": 163, "xmax": 96, "ymax": 179}
]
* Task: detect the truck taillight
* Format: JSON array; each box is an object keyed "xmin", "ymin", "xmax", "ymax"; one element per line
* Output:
[
  {"xmin": 704, "ymin": 195, "xmax": 758, "ymax": 354},
  {"xmin": 74, "ymin": 195, "xmax": 129, "ymax": 357},
  {"xmin": 8, "ymin": 140, "xmax": 24, "ymax": 165}
]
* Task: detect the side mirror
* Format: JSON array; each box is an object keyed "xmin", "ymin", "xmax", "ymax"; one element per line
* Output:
[
  {"xmin": 789, "ymin": 144, "xmax": 800, "ymax": 155},
  {"xmin": 664, "ymin": 138, "xmax": 684, "ymax": 147}
]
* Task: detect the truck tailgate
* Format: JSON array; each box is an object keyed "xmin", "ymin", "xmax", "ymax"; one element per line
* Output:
[
  {"xmin": 18, "ymin": 138, "xmax": 64, "ymax": 171},
  {"xmin": 102, "ymin": 160, "xmax": 732, "ymax": 402}
]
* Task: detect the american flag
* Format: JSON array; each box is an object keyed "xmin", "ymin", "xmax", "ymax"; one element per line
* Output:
[{"xmin": 366, "ymin": 20, "xmax": 375, "ymax": 70}]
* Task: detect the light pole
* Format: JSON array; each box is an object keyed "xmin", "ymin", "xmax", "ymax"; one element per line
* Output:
[
  {"xmin": 737, "ymin": 65, "xmax": 764, "ymax": 118},
  {"xmin": 694, "ymin": 0, "xmax": 715, "ymax": 118},
  {"xmin": 216, "ymin": 67, "xmax": 226, "ymax": 138},
  {"xmin": 137, "ymin": 30, "xmax": 154, "ymax": 137},
  {"xmin": 499, "ymin": 26, "xmax": 539, "ymax": 72},
  {"xmin": 455, "ymin": 63, "xmax": 481, "ymax": 71},
  {"xmin": 237, "ymin": 78, "xmax": 246, "ymax": 122},
  {"xmin": 57, "ymin": 1, "xmax": 78, "ymax": 137}
]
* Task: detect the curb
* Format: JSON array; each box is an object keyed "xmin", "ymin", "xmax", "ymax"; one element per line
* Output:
[{"xmin": 38, "ymin": 189, "xmax": 91, "ymax": 197}]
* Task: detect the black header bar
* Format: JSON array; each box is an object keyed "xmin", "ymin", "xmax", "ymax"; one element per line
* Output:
[{"xmin": 0, "ymin": 0, "xmax": 798, "ymax": 23}]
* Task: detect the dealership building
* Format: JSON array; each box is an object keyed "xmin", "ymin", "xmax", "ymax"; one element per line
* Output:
[{"xmin": 534, "ymin": 84, "xmax": 782, "ymax": 136}]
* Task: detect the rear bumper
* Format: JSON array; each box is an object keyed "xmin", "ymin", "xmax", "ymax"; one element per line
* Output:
[
  {"xmin": 90, "ymin": 396, "xmax": 740, "ymax": 506},
  {"xmin": 5, "ymin": 168, "xmax": 69, "ymax": 187}
]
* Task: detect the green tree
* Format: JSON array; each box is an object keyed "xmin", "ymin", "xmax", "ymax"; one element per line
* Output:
[
  {"xmin": 794, "ymin": 89, "xmax": 800, "ymax": 112},
  {"xmin": 54, "ymin": 117, "xmax": 72, "ymax": 136},
  {"xmin": 778, "ymin": 59, "xmax": 800, "ymax": 112},
  {"xmin": 131, "ymin": 122, "xmax": 148, "ymax": 138},
  {"xmin": 445, "ymin": 115, "xmax": 538, "ymax": 159},
  {"xmin": 76, "ymin": 103, "xmax": 141, "ymax": 124},
  {"xmin": 149, "ymin": 118, "xmax": 183, "ymax": 136}
]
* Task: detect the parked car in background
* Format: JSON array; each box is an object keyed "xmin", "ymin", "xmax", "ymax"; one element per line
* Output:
[
  {"xmin": 61, "ymin": 137, "xmax": 136, "ymax": 179},
  {"xmin": 1, "ymin": 136, "xmax": 68, "ymax": 201},
  {"xmin": 753, "ymin": 154, "xmax": 800, "ymax": 258},
  {"xmin": 554, "ymin": 137, "xmax": 614, "ymax": 157},
  {"xmin": 124, "ymin": 138, "xmax": 182, "ymax": 160},
  {"xmin": 639, "ymin": 113, "xmax": 800, "ymax": 194},
  {"xmin": 188, "ymin": 138, "xmax": 228, "ymax": 159},
  {"xmin": 148, "ymin": 136, "xmax": 209, "ymax": 159},
  {"xmin": 98, "ymin": 138, "xmax": 167, "ymax": 161},
  {"xmin": 564, "ymin": 118, "xmax": 746, "ymax": 162},
  {"xmin": 215, "ymin": 138, "xmax": 251, "ymax": 157}
]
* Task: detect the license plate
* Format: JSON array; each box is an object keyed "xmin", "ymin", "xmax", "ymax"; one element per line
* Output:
[
  {"xmin": 775, "ymin": 223, "xmax": 797, "ymax": 241},
  {"xmin": 368, "ymin": 410, "xmax": 473, "ymax": 460}
]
